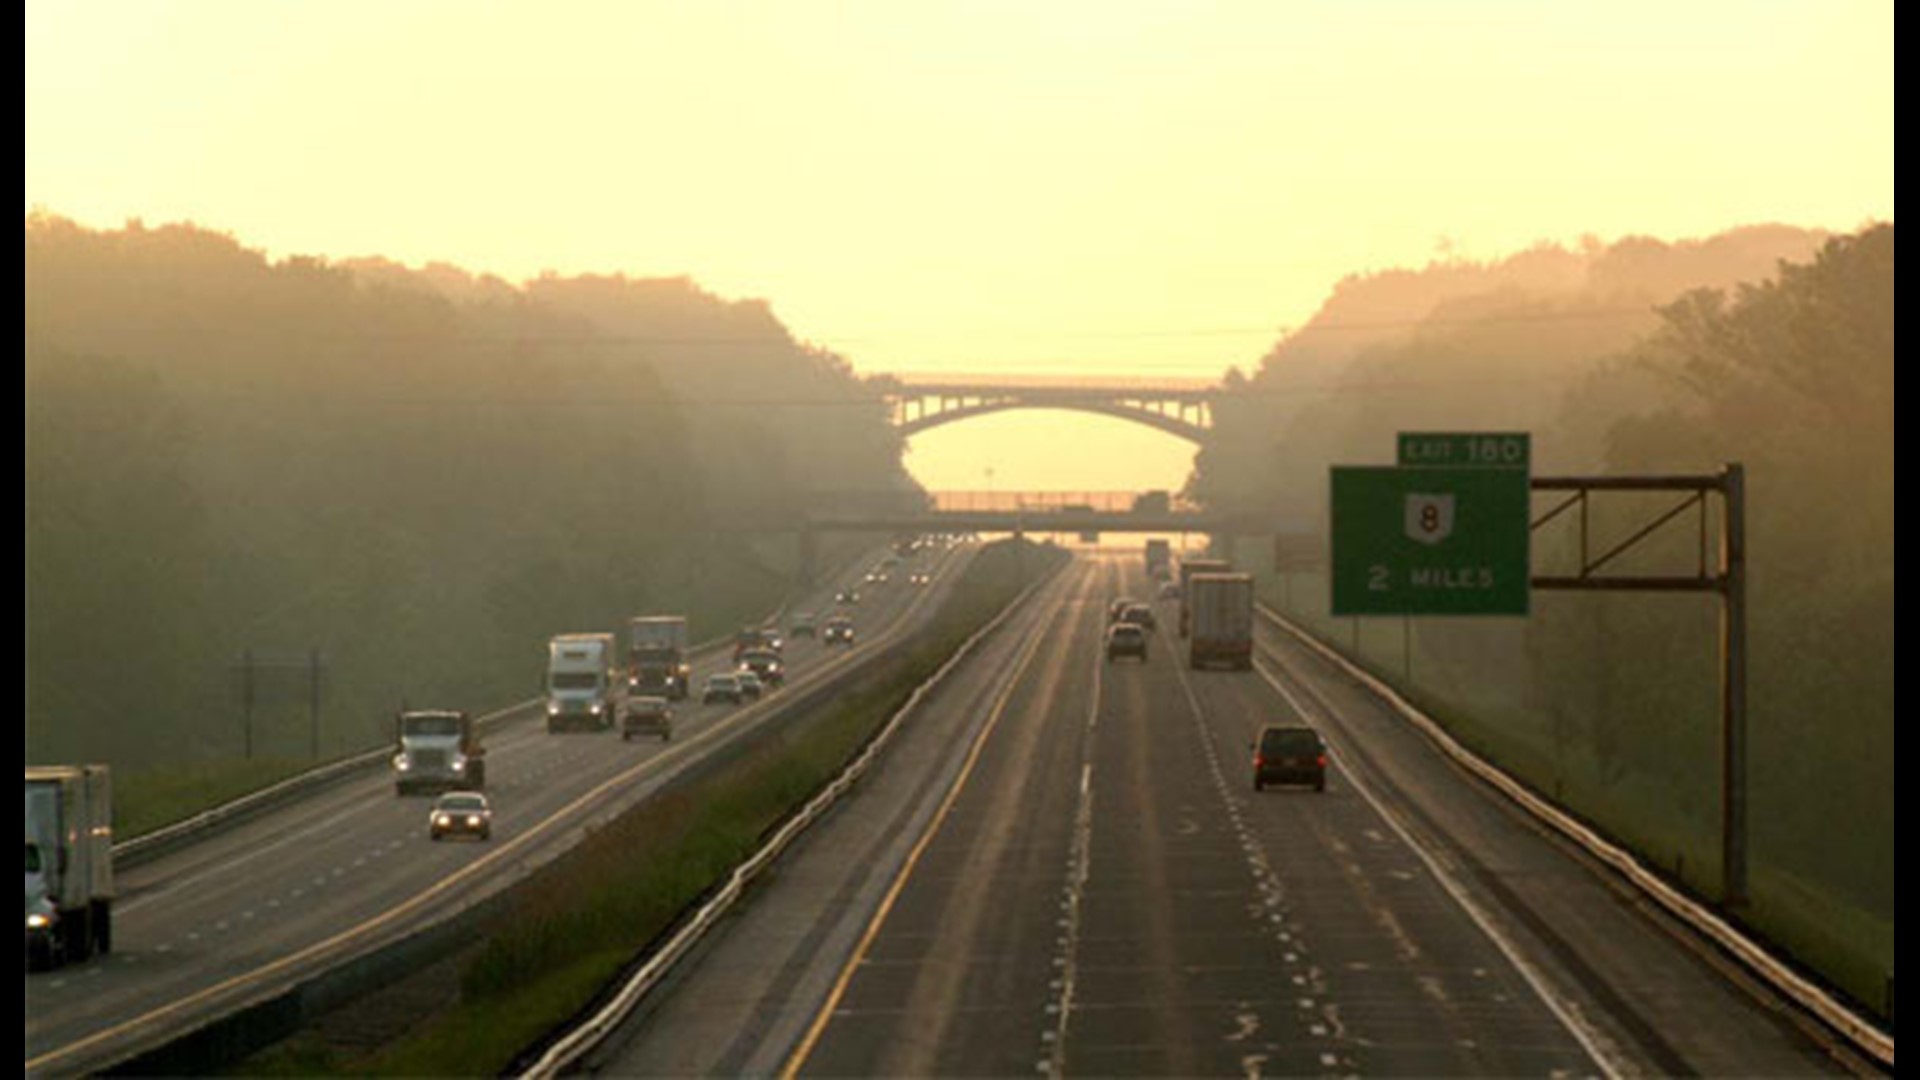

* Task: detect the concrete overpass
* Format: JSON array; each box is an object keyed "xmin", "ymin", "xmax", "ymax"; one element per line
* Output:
[{"xmin": 795, "ymin": 489, "xmax": 1259, "ymax": 583}]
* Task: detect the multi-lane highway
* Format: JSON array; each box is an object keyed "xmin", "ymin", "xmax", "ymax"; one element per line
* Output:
[
  {"xmin": 592, "ymin": 552, "xmax": 1851, "ymax": 1077},
  {"xmin": 24, "ymin": 541, "xmax": 973, "ymax": 1076}
]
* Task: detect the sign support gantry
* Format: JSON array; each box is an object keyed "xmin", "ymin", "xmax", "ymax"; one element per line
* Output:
[{"xmin": 1529, "ymin": 464, "xmax": 1748, "ymax": 906}]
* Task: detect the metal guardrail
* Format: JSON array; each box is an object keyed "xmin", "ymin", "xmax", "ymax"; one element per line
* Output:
[
  {"xmin": 519, "ymin": 555, "xmax": 1067, "ymax": 1078},
  {"xmin": 1253, "ymin": 602, "xmax": 1894, "ymax": 1071},
  {"xmin": 38, "ymin": 553, "xmax": 918, "ymax": 1076},
  {"xmin": 113, "ymin": 577, "xmax": 836, "ymax": 869}
]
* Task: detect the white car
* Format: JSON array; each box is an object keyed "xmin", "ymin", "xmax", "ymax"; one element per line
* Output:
[
  {"xmin": 703, "ymin": 673, "xmax": 743, "ymax": 705},
  {"xmin": 428, "ymin": 791, "xmax": 493, "ymax": 841},
  {"xmin": 735, "ymin": 670, "xmax": 765, "ymax": 700}
]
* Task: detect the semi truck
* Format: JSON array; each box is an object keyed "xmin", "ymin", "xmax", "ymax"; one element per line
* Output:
[
  {"xmin": 546, "ymin": 633, "xmax": 618, "ymax": 733},
  {"xmin": 25, "ymin": 765, "xmax": 113, "ymax": 969},
  {"xmin": 392, "ymin": 710, "xmax": 487, "ymax": 795},
  {"xmin": 628, "ymin": 615, "xmax": 691, "ymax": 701},
  {"xmin": 1188, "ymin": 572, "xmax": 1255, "ymax": 670},
  {"xmin": 1176, "ymin": 557, "xmax": 1233, "ymax": 637}
]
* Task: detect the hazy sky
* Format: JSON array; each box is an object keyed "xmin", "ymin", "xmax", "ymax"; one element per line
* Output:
[{"xmin": 24, "ymin": 1, "xmax": 1893, "ymax": 491}]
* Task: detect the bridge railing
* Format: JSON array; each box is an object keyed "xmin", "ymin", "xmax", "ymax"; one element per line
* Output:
[{"xmin": 927, "ymin": 491, "xmax": 1198, "ymax": 514}]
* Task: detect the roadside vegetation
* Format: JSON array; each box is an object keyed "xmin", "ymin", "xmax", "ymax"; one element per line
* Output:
[
  {"xmin": 1201, "ymin": 225, "xmax": 1893, "ymax": 1020},
  {"xmin": 26, "ymin": 214, "xmax": 915, "ymax": 832},
  {"xmin": 113, "ymin": 760, "xmax": 316, "ymax": 841},
  {"xmin": 231, "ymin": 537, "xmax": 1066, "ymax": 1077}
]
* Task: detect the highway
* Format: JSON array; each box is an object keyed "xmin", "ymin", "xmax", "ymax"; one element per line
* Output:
[
  {"xmin": 592, "ymin": 552, "xmax": 1849, "ymax": 1077},
  {"xmin": 23, "ymin": 540, "xmax": 973, "ymax": 1077}
]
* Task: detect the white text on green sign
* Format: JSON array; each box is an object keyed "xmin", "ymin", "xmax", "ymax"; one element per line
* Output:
[{"xmin": 1397, "ymin": 432, "xmax": 1531, "ymax": 470}]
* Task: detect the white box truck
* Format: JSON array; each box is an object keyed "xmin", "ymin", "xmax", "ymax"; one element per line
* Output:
[
  {"xmin": 25, "ymin": 765, "xmax": 114, "ymax": 969},
  {"xmin": 546, "ymin": 633, "xmax": 618, "ymax": 733},
  {"xmin": 628, "ymin": 616, "xmax": 691, "ymax": 701},
  {"xmin": 1188, "ymin": 572, "xmax": 1255, "ymax": 670}
]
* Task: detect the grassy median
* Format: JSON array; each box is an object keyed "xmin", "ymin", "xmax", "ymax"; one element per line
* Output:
[{"xmin": 233, "ymin": 538, "xmax": 1065, "ymax": 1077}]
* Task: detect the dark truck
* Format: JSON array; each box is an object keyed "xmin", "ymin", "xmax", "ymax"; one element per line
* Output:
[
  {"xmin": 628, "ymin": 616, "xmax": 691, "ymax": 701},
  {"xmin": 393, "ymin": 710, "xmax": 487, "ymax": 795}
]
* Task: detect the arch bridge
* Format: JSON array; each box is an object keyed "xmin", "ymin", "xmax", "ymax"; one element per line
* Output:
[{"xmin": 881, "ymin": 374, "xmax": 1220, "ymax": 444}]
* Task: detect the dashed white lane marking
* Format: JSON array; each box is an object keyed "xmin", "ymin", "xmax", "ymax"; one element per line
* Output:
[
  {"xmin": 1168, "ymin": 624, "xmax": 1356, "ymax": 1075},
  {"xmin": 1038, "ymin": 566, "xmax": 1111, "ymax": 1079},
  {"xmin": 1250, "ymin": 654, "xmax": 1620, "ymax": 1079}
]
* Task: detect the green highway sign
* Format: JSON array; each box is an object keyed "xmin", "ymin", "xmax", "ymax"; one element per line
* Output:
[
  {"xmin": 1330, "ymin": 464, "xmax": 1531, "ymax": 616},
  {"xmin": 1397, "ymin": 431, "xmax": 1531, "ymax": 469}
]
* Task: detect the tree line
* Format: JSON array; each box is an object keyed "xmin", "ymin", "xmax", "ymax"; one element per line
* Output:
[
  {"xmin": 25, "ymin": 214, "xmax": 916, "ymax": 771},
  {"xmin": 1192, "ymin": 223, "xmax": 1893, "ymax": 1010}
]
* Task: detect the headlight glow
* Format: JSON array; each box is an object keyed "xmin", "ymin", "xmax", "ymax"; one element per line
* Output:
[{"xmin": 26, "ymin": 912, "xmax": 52, "ymax": 930}]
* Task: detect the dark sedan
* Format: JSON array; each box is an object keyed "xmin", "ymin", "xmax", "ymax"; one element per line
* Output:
[{"xmin": 1252, "ymin": 724, "xmax": 1327, "ymax": 792}]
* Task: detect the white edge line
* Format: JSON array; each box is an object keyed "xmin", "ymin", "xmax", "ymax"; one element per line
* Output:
[
  {"xmin": 114, "ymin": 585, "xmax": 833, "ymax": 863},
  {"xmin": 32, "ymin": 549, "xmax": 960, "ymax": 1076},
  {"xmin": 521, "ymin": 550, "xmax": 1070, "ymax": 1079},
  {"xmin": 1249, "ymin": 654, "xmax": 1626, "ymax": 1079},
  {"xmin": 1255, "ymin": 602, "xmax": 1894, "ymax": 1070}
]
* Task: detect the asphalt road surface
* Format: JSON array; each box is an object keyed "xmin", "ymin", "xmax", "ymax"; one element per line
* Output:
[
  {"xmin": 595, "ymin": 551, "xmax": 1847, "ymax": 1078},
  {"xmin": 25, "ymin": 541, "xmax": 969, "ymax": 1076}
]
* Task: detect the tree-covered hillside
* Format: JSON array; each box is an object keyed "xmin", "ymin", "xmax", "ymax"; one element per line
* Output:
[
  {"xmin": 1190, "ymin": 225, "xmax": 1832, "ymax": 525},
  {"xmin": 25, "ymin": 214, "xmax": 915, "ymax": 771},
  {"xmin": 1200, "ymin": 223, "xmax": 1893, "ymax": 1015}
]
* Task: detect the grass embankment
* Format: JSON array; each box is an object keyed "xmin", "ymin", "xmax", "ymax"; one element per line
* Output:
[
  {"xmin": 1241, "ymin": 544, "xmax": 1893, "ymax": 1026},
  {"xmin": 235, "ymin": 538, "xmax": 1066, "ymax": 1077},
  {"xmin": 116, "ymin": 759, "xmax": 320, "ymax": 841},
  {"xmin": 111, "ymin": 539, "xmax": 876, "ymax": 844}
]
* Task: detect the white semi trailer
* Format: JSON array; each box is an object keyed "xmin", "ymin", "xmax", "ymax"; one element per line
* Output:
[
  {"xmin": 25, "ymin": 765, "xmax": 114, "ymax": 969},
  {"xmin": 547, "ymin": 633, "xmax": 619, "ymax": 733}
]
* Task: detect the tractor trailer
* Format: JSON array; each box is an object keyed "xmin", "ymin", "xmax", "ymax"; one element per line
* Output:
[
  {"xmin": 25, "ymin": 765, "xmax": 113, "ymax": 969},
  {"xmin": 546, "ymin": 633, "xmax": 619, "ymax": 733},
  {"xmin": 628, "ymin": 616, "xmax": 691, "ymax": 701},
  {"xmin": 392, "ymin": 710, "xmax": 487, "ymax": 795},
  {"xmin": 1188, "ymin": 572, "xmax": 1255, "ymax": 670},
  {"xmin": 1176, "ymin": 557, "xmax": 1232, "ymax": 637}
]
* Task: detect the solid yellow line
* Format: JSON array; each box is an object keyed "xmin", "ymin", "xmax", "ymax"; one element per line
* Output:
[
  {"xmin": 779, "ymin": 562, "xmax": 1090, "ymax": 1079},
  {"xmin": 29, "ymin": 550, "xmax": 960, "ymax": 1076}
]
